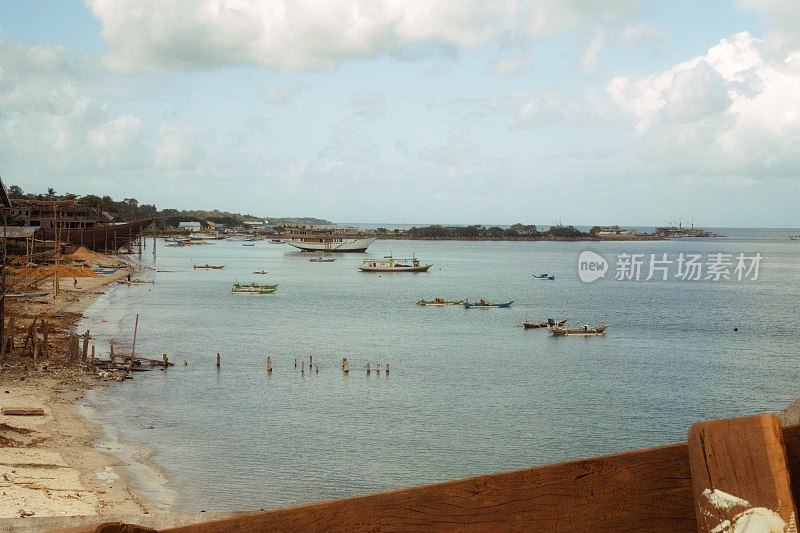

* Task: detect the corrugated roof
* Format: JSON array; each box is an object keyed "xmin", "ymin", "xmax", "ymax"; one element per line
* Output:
[{"xmin": 0, "ymin": 226, "xmax": 40, "ymax": 238}]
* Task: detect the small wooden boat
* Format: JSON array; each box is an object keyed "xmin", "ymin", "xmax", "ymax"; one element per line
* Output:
[
  {"xmin": 252, "ymin": 270, "xmax": 268, "ymax": 274},
  {"xmin": 242, "ymin": 243, "xmax": 256, "ymax": 247},
  {"xmin": 194, "ymin": 264, "xmax": 224, "ymax": 269},
  {"xmin": 5, "ymin": 291, "xmax": 50, "ymax": 299},
  {"xmin": 464, "ymin": 300, "xmax": 513, "ymax": 309},
  {"xmin": 791, "ymin": 234, "xmax": 800, "ymax": 241},
  {"xmin": 269, "ymin": 239, "xmax": 284, "ymax": 244},
  {"xmin": 309, "ymin": 257, "xmax": 336, "ymax": 262},
  {"xmin": 231, "ymin": 282, "xmax": 278, "ymax": 294},
  {"xmin": 417, "ymin": 298, "xmax": 467, "ymax": 306},
  {"xmin": 523, "ymin": 319, "xmax": 566, "ymax": 329},
  {"xmin": 533, "ymin": 273, "xmax": 555, "ymax": 280},
  {"xmin": 551, "ymin": 325, "xmax": 608, "ymax": 337}
]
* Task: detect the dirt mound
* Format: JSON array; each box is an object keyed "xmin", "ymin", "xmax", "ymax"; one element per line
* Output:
[{"xmin": 65, "ymin": 247, "xmax": 109, "ymax": 264}]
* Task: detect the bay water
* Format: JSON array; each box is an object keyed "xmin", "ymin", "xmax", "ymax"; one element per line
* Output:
[{"xmin": 78, "ymin": 230, "xmax": 800, "ymax": 511}]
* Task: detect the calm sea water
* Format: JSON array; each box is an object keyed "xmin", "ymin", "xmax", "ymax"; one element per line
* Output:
[{"xmin": 79, "ymin": 231, "xmax": 800, "ymax": 511}]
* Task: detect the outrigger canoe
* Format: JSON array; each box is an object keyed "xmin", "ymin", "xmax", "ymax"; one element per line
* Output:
[
  {"xmin": 417, "ymin": 298, "xmax": 467, "ymax": 306},
  {"xmin": 523, "ymin": 319, "xmax": 567, "ymax": 329},
  {"xmin": 551, "ymin": 325, "xmax": 608, "ymax": 336},
  {"xmin": 464, "ymin": 300, "xmax": 514, "ymax": 309}
]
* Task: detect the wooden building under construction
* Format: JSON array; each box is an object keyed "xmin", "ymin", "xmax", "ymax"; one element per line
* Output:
[{"xmin": 0, "ymin": 184, "xmax": 152, "ymax": 252}]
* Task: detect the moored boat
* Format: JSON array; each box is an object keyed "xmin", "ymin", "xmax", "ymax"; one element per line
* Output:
[
  {"xmin": 523, "ymin": 318, "xmax": 566, "ymax": 329},
  {"xmin": 309, "ymin": 257, "xmax": 336, "ymax": 262},
  {"xmin": 791, "ymin": 234, "xmax": 800, "ymax": 240},
  {"xmin": 464, "ymin": 299, "xmax": 513, "ymax": 309},
  {"xmin": 359, "ymin": 255, "xmax": 432, "ymax": 272},
  {"xmin": 417, "ymin": 297, "xmax": 467, "ymax": 306},
  {"xmin": 284, "ymin": 224, "xmax": 375, "ymax": 252},
  {"xmin": 194, "ymin": 264, "xmax": 224, "ymax": 269},
  {"xmin": 252, "ymin": 270, "xmax": 268, "ymax": 274},
  {"xmin": 116, "ymin": 279, "xmax": 155, "ymax": 285},
  {"xmin": 269, "ymin": 239, "xmax": 284, "ymax": 244},
  {"xmin": 231, "ymin": 282, "xmax": 278, "ymax": 294},
  {"xmin": 243, "ymin": 243, "xmax": 256, "ymax": 246},
  {"xmin": 533, "ymin": 273, "xmax": 555, "ymax": 280},
  {"xmin": 551, "ymin": 324, "xmax": 608, "ymax": 336}
]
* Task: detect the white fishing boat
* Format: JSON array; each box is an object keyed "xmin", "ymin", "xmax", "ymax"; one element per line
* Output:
[
  {"xmin": 359, "ymin": 254, "xmax": 432, "ymax": 272},
  {"xmin": 791, "ymin": 234, "xmax": 800, "ymax": 240},
  {"xmin": 284, "ymin": 224, "xmax": 375, "ymax": 253}
]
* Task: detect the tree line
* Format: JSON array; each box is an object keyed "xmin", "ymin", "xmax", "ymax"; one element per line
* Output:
[
  {"xmin": 374, "ymin": 223, "xmax": 588, "ymax": 240},
  {"xmin": 4, "ymin": 184, "xmax": 327, "ymax": 229}
]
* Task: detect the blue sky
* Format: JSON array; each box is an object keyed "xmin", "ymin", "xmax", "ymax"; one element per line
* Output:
[{"xmin": 0, "ymin": 1, "xmax": 798, "ymax": 226}]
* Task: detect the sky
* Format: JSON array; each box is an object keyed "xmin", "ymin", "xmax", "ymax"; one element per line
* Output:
[{"xmin": 0, "ymin": 1, "xmax": 798, "ymax": 227}]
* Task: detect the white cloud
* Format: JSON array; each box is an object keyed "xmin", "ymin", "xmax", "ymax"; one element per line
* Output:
[
  {"xmin": 351, "ymin": 91, "xmax": 386, "ymax": 117},
  {"xmin": 488, "ymin": 55, "xmax": 522, "ymax": 76},
  {"xmin": 608, "ymin": 31, "xmax": 800, "ymax": 179},
  {"xmin": 88, "ymin": 115, "xmax": 145, "ymax": 169},
  {"xmin": 154, "ymin": 123, "xmax": 204, "ymax": 169},
  {"xmin": 580, "ymin": 30, "xmax": 606, "ymax": 73},
  {"xmin": 621, "ymin": 23, "xmax": 664, "ymax": 46},
  {"xmin": 86, "ymin": 0, "xmax": 639, "ymax": 72},
  {"xmin": 736, "ymin": 0, "xmax": 800, "ymax": 52}
]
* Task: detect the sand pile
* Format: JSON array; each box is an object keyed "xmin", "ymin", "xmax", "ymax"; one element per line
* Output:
[
  {"xmin": 10, "ymin": 265, "xmax": 99, "ymax": 278},
  {"xmin": 66, "ymin": 246, "xmax": 114, "ymax": 264}
]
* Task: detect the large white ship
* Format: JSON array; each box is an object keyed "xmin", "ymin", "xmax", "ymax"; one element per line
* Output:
[{"xmin": 283, "ymin": 225, "xmax": 376, "ymax": 252}]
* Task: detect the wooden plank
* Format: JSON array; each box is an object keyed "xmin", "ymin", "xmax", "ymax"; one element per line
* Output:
[
  {"xmin": 2, "ymin": 407, "xmax": 45, "ymax": 416},
  {"xmin": 163, "ymin": 442, "xmax": 696, "ymax": 533},
  {"xmin": 688, "ymin": 413, "xmax": 796, "ymax": 532}
]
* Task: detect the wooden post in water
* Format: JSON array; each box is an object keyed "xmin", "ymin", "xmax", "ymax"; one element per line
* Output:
[
  {"xmin": 267, "ymin": 356, "xmax": 272, "ymax": 373},
  {"xmin": 91, "ymin": 345, "xmax": 95, "ymax": 367},
  {"xmin": 343, "ymin": 358, "xmax": 349, "ymax": 374},
  {"xmin": 216, "ymin": 352, "xmax": 220, "ymax": 369},
  {"xmin": 294, "ymin": 358, "xmax": 297, "ymax": 368},
  {"xmin": 163, "ymin": 354, "xmax": 168, "ymax": 367},
  {"xmin": 309, "ymin": 355, "xmax": 313, "ymax": 368},
  {"xmin": 301, "ymin": 361, "xmax": 305, "ymax": 374},
  {"xmin": 386, "ymin": 363, "xmax": 389, "ymax": 375},
  {"xmin": 82, "ymin": 330, "xmax": 89, "ymax": 361},
  {"xmin": 366, "ymin": 362, "xmax": 370, "ymax": 375},
  {"xmin": 688, "ymin": 414, "xmax": 797, "ymax": 533},
  {"xmin": 131, "ymin": 314, "xmax": 139, "ymax": 357}
]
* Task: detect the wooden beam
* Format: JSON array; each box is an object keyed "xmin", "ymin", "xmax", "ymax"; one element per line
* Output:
[
  {"xmin": 64, "ymin": 421, "xmax": 800, "ymax": 533},
  {"xmin": 163, "ymin": 442, "xmax": 696, "ymax": 533},
  {"xmin": 688, "ymin": 414, "xmax": 796, "ymax": 532}
]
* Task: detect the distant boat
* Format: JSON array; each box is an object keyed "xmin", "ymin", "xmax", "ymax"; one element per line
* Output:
[
  {"xmin": 269, "ymin": 239, "xmax": 284, "ymax": 244},
  {"xmin": 252, "ymin": 270, "xmax": 268, "ymax": 274},
  {"xmin": 417, "ymin": 298, "xmax": 466, "ymax": 306},
  {"xmin": 243, "ymin": 243, "xmax": 256, "ymax": 247},
  {"xmin": 464, "ymin": 300, "xmax": 513, "ymax": 309},
  {"xmin": 359, "ymin": 254, "xmax": 432, "ymax": 272},
  {"xmin": 309, "ymin": 257, "xmax": 336, "ymax": 262},
  {"xmin": 791, "ymin": 234, "xmax": 800, "ymax": 240},
  {"xmin": 194, "ymin": 264, "xmax": 224, "ymax": 269},
  {"xmin": 551, "ymin": 324, "xmax": 608, "ymax": 336},
  {"xmin": 533, "ymin": 273, "xmax": 555, "ymax": 280},
  {"xmin": 117, "ymin": 279, "xmax": 155, "ymax": 285},
  {"xmin": 284, "ymin": 225, "xmax": 375, "ymax": 252},
  {"xmin": 231, "ymin": 282, "xmax": 278, "ymax": 294},
  {"xmin": 523, "ymin": 319, "xmax": 566, "ymax": 329}
]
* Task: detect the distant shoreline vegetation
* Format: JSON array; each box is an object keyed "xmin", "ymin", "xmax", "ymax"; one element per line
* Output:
[
  {"xmin": 3, "ymin": 184, "xmax": 330, "ymax": 228},
  {"xmin": 368, "ymin": 224, "xmax": 669, "ymax": 241}
]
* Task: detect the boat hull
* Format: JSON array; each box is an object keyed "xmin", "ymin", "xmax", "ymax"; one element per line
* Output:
[
  {"xmin": 417, "ymin": 299, "xmax": 467, "ymax": 306},
  {"xmin": 286, "ymin": 237, "xmax": 376, "ymax": 252},
  {"xmin": 41, "ymin": 219, "xmax": 153, "ymax": 252},
  {"xmin": 551, "ymin": 325, "xmax": 608, "ymax": 336},
  {"xmin": 523, "ymin": 319, "xmax": 567, "ymax": 329},
  {"xmin": 360, "ymin": 264, "xmax": 431, "ymax": 272},
  {"xmin": 464, "ymin": 301, "xmax": 514, "ymax": 309}
]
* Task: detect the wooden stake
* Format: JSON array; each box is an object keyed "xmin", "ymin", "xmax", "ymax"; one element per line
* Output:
[
  {"xmin": 163, "ymin": 354, "xmax": 169, "ymax": 367},
  {"xmin": 216, "ymin": 352, "xmax": 220, "ymax": 368},
  {"xmin": 131, "ymin": 314, "xmax": 139, "ymax": 357},
  {"xmin": 688, "ymin": 413, "xmax": 796, "ymax": 533},
  {"xmin": 82, "ymin": 330, "xmax": 90, "ymax": 360},
  {"xmin": 267, "ymin": 356, "xmax": 272, "ymax": 373}
]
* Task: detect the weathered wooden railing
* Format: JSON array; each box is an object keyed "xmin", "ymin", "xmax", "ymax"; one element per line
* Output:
[{"xmin": 67, "ymin": 414, "xmax": 800, "ymax": 532}]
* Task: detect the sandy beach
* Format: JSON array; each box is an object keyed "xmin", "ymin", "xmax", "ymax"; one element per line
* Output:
[{"xmin": 0, "ymin": 251, "xmax": 153, "ymax": 524}]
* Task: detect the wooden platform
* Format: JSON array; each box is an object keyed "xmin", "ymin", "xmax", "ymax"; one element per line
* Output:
[{"xmin": 61, "ymin": 414, "xmax": 799, "ymax": 532}]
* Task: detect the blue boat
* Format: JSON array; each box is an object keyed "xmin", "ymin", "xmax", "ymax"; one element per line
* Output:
[{"xmin": 464, "ymin": 300, "xmax": 514, "ymax": 309}]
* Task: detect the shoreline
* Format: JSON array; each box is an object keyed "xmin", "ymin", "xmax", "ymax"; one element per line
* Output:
[{"xmin": 0, "ymin": 252, "xmax": 160, "ymax": 521}]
